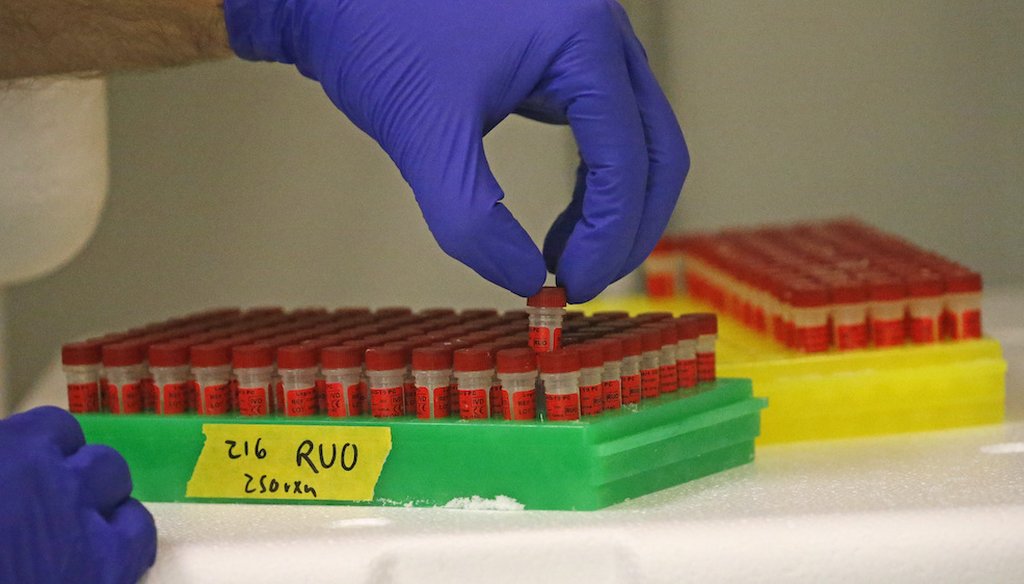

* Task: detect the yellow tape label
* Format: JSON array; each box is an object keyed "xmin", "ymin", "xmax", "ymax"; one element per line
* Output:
[{"xmin": 186, "ymin": 424, "xmax": 392, "ymax": 501}]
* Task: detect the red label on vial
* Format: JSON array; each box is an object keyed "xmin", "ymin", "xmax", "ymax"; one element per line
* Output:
[
  {"xmin": 415, "ymin": 385, "xmax": 450, "ymax": 419},
  {"xmin": 501, "ymin": 389, "xmax": 537, "ymax": 420},
  {"xmin": 835, "ymin": 323, "xmax": 868, "ymax": 350},
  {"xmin": 640, "ymin": 368, "xmax": 660, "ymax": 399},
  {"xmin": 490, "ymin": 384, "xmax": 503, "ymax": 419},
  {"xmin": 580, "ymin": 383, "xmax": 604, "ymax": 416},
  {"xmin": 284, "ymin": 386, "xmax": 317, "ymax": 417},
  {"xmin": 315, "ymin": 378, "xmax": 327, "ymax": 414},
  {"xmin": 237, "ymin": 385, "xmax": 269, "ymax": 416},
  {"xmin": 67, "ymin": 382, "xmax": 100, "ymax": 413},
  {"xmin": 196, "ymin": 382, "xmax": 230, "ymax": 415},
  {"xmin": 545, "ymin": 392, "xmax": 580, "ymax": 421},
  {"xmin": 697, "ymin": 352, "xmax": 716, "ymax": 382},
  {"xmin": 957, "ymin": 309, "xmax": 982, "ymax": 339},
  {"xmin": 274, "ymin": 380, "xmax": 285, "ymax": 415},
  {"xmin": 403, "ymin": 381, "xmax": 416, "ymax": 416},
  {"xmin": 602, "ymin": 379, "xmax": 622, "ymax": 410},
  {"xmin": 871, "ymin": 319, "xmax": 905, "ymax": 347},
  {"xmin": 677, "ymin": 359, "xmax": 697, "ymax": 389},
  {"xmin": 659, "ymin": 364, "xmax": 678, "ymax": 393},
  {"xmin": 156, "ymin": 382, "xmax": 189, "ymax": 415},
  {"xmin": 795, "ymin": 325, "xmax": 830, "ymax": 353},
  {"xmin": 228, "ymin": 378, "xmax": 238, "ymax": 412},
  {"xmin": 371, "ymin": 386, "xmax": 404, "ymax": 418},
  {"xmin": 105, "ymin": 382, "xmax": 143, "ymax": 414},
  {"xmin": 910, "ymin": 317, "xmax": 938, "ymax": 344},
  {"xmin": 459, "ymin": 388, "xmax": 489, "ymax": 419},
  {"xmin": 621, "ymin": 374, "xmax": 641, "ymax": 404},
  {"xmin": 529, "ymin": 326, "xmax": 562, "ymax": 353},
  {"xmin": 325, "ymin": 381, "xmax": 363, "ymax": 417}
]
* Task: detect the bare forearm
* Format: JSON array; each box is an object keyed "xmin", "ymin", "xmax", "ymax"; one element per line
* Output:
[{"xmin": 0, "ymin": 0, "xmax": 232, "ymax": 80}]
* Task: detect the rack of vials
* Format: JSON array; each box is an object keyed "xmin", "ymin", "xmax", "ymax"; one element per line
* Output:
[{"xmin": 64, "ymin": 288, "xmax": 766, "ymax": 510}]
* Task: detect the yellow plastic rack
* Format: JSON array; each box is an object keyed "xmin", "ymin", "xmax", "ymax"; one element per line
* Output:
[{"xmin": 582, "ymin": 295, "xmax": 1006, "ymax": 443}]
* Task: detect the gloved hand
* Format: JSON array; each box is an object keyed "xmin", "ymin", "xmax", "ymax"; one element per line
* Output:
[
  {"xmin": 0, "ymin": 407, "xmax": 156, "ymax": 584},
  {"xmin": 225, "ymin": 0, "xmax": 688, "ymax": 303}
]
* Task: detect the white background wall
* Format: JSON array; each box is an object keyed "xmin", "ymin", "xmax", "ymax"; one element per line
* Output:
[{"xmin": 4, "ymin": 1, "xmax": 1022, "ymax": 406}]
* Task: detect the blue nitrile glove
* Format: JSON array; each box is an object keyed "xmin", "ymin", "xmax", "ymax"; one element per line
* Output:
[
  {"xmin": 0, "ymin": 407, "xmax": 156, "ymax": 584},
  {"xmin": 225, "ymin": 0, "xmax": 688, "ymax": 303}
]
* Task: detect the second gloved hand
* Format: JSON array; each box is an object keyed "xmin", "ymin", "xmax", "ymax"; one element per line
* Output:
[{"xmin": 225, "ymin": 0, "xmax": 688, "ymax": 303}]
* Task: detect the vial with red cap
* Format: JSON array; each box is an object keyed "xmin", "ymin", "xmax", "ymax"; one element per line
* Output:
[
  {"xmin": 654, "ymin": 321, "xmax": 679, "ymax": 393},
  {"xmin": 454, "ymin": 348, "xmax": 494, "ymax": 419},
  {"xmin": 942, "ymin": 268, "xmax": 982, "ymax": 340},
  {"xmin": 692, "ymin": 313, "xmax": 718, "ymax": 383},
  {"xmin": 233, "ymin": 344, "xmax": 275, "ymax": 416},
  {"xmin": 321, "ymin": 345, "xmax": 364, "ymax": 417},
  {"xmin": 828, "ymin": 278, "xmax": 869, "ymax": 350},
  {"xmin": 148, "ymin": 341, "xmax": 191, "ymax": 415},
  {"xmin": 906, "ymin": 271, "xmax": 945, "ymax": 344},
  {"xmin": 576, "ymin": 342, "xmax": 605, "ymax": 416},
  {"xmin": 495, "ymin": 348, "xmax": 538, "ymax": 421},
  {"xmin": 62, "ymin": 341, "xmax": 103, "ymax": 413},
  {"xmin": 102, "ymin": 341, "xmax": 146, "ymax": 414},
  {"xmin": 674, "ymin": 317, "xmax": 699, "ymax": 390},
  {"xmin": 637, "ymin": 328, "xmax": 662, "ymax": 400},
  {"xmin": 277, "ymin": 345, "xmax": 319, "ymax": 417},
  {"xmin": 866, "ymin": 273, "xmax": 907, "ymax": 347},
  {"xmin": 538, "ymin": 349, "xmax": 581, "ymax": 421},
  {"xmin": 191, "ymin": 342, "xmax": 233, "ymax": 415},
  {"xmin": 411, "ymin": 346, "xmax": 453, "ymax": 419},
  {"xmin": 788, "ymin": 279, "xmax": 830, "ymax": 353},
  {"xmin": 527, "ymin": 286, "xmax": 567, "ymax": 353},
  {"xmin": 612, "ymin": 332, "xmax": 643, "ymax": 405},
  {"xmin": 596, "ymin": 338, "xmax": 623, "ymax": 410},
  {"xmin": 365, "ymin": 346, "xmax": 406, "ymax": 417}
]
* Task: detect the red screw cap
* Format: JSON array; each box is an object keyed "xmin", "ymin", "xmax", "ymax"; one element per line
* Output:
[
  {"xmin": 690, "ymin": 313, "xmax": 719, "ymax": 335},
  {"xmin": 411, "ymin": 346, "xmax": 453, "ymax": 371},
  {"xmin": 61, "ymin": 341, "xmax": 102, "ymax": 366},
  {"xmin": 102, "ymin": 341, "xmax": 145, "ymax": 367},
  {"xmin": 538, "ymin": 348, "xmax": 581, "ymax": 374},
  {"xmin": 527, "ymin": 286, "xmax": 567, "ymax": 308},
  {"xmin": 595, "ymin": 337, "xmax": 624, "ymax": 362},
  {"xmin": 495, "ymin": 348, "xmax": 538, "ymax": 374},
  {"xmin": 638, "ymin": 328, "xmax": 663, "ymax": 352},
  {"xmin": 277, "ymin": 345, "xmax": 317, "ymax": 370},
  {"xmin": 148, "ymin": 341, "xmax": 191, "ymax": 368},
  {"xmin": 365, "ymin": 346, "xmax": 406, "ymax": 371},
  {"xmin": 320, "ymin": 345, "xmax": 363, "ymax": 370},
  {"xmin": 453, "ymin": 347, "xmax": 494, "ymax": 372},
  {"xmin": 232, "ymin": 344, "xmax": 274, "ymax": 369},
  {"xmin": 191, "ymin": 342, "xmax": 232, "ymax": 368},
  {"xmin": 577, "ymin": 341, "xmax": 606, "ymax": 368},
  {"xmin": 610, "ymin": 332, "xmax": 643, "ymax": 357}
]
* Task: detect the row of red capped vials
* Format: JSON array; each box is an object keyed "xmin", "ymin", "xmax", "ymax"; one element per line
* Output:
[
  {"xmin": 643, "ymin": 218, "xmax": 983, "ymax": 353},
  {"xmin": 61, "ymin": 288, "xmax": 718, "ymax": 422}
]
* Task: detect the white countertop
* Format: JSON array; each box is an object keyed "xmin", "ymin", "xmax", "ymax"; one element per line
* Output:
[{"xmin": 21, "ymin": 290, "xmax": 1024, "ymax": 583}]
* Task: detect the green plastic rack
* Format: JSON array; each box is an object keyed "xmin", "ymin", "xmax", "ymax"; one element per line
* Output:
[{"xmin": 76, "ymin": 378, "xmax": 765, "ymax": 511}]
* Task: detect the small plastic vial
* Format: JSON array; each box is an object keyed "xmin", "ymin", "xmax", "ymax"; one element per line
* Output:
[
  {"xmin": 637, "ymin": 328, "xmax": 662, "ymax": 400},
  {"xmin": 654, "ymin": 321, "xmax": 679, "ymax": 393},
  {"xmin": 867, "ymin": 274, "xmax": 907, "ymax": 348},
  {"xmin": 674, "ymin": 317, "xmax": 699, "ymax": 391},
  {"xmin": 321, "ymin": 345, "xmax": 364, "ymax": 417},
  {"xmin": 596, "ymin": 337, "xmax": 623, "ymax": 410},
  {"xmin": 906, "ymin": 272, "xmax": 945, "ymax": 344},
  {"xmin": 411, "ymin": 346, "xmax": 453, "ymax": 419},
  {"xmin": 693, "ymin": 313, "xmax": 719, "ymax": 383},
  {"xmin": 233, "ymin": 344, "xmax": 275, "ymax": 417},
  {"xmin": 942, "ymin": 268, "xmax": 982, "ymax": 340},
  {"xmin": 101, "ymin": 341, "xmax": 146, "ymax": 414},
  {"xmin": 453, "ymin": 348, "xmax": 494, "ymax": 420},
  {"xmin": 277, "ymin": 345, "xmax": 319, "ymax": 417},
  {"xmin": 62, "ymin": 340, "xmax": 103, "ymax": 413},
  {"xmin": 527, "ymin": 286, "xmax": 567, "ymax": 353},
  {"xmin": 190, "ymin": 342, "xmax": 233, "ymax": 415},
  {"xmin": 612, "ymin": 332, "xmax": 643, "ymax": 405},
  {"xmin": 576, "ymin": 342, "xmax": 605, "ymax": 416},
  {"xmin": 828, "ymin": 279, "xmax": 869, "ymax": 350},
  {"xmin": 148, "ymin": 342, "xmax": 191, "ymax": 415},
  {"xmin": 538, "ymin": 349, "xmax": 581, "ymax": 421},
  {"xmin": 365, "ymin": 346, "xmax": 406, "ymax": 418},
  {"xmin": 387, "ymin": 342, "xmax": 417, "ymax": 416},
  {"xmin": 495, "ymin": 348, "xmax": 538, "ymax": 421},
  {"xmin": 788, "ymin": 280, "xmax": 830, "ymax": 353}
]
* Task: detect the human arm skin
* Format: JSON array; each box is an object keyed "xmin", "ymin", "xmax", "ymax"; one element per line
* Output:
[{"xmin": 0, "ymin": 0, "xmax": 231, "ymax": 80}]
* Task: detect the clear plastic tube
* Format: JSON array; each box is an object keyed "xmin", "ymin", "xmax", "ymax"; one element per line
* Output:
[
  {"xmin": 63, "ymin": 363, "xmax": 101, "ymax": 413},
  {"xmin": 193, "ymin": 364, "xmax": 231, "ymax": 416},
  {"xmin": 454, "ymin": 370, "xmax": 492, "ymax": 419},
  {"xmin": 540, "ymin": 370, "xmax": 580, "ymax": 421},
  {"xmin": 620, "ymin": 355, "xmax": 641, "ymax": 405},
  {"xmin": 150, "ymin": 364, "xmax": 190, "ymax": 415},
  {"xmin": 368, "ymin": 368, "xmax": 405, "ymax": 418},
  {"xmin": 497, "ymin": 370, "xmax": 537, "ymax": 421},
  {"xmin": 280, "ymin": 367, "xmax": 318, "ymax": 417},
  {"xmin": 323, "ymin": 366, "xmax": 363, "ymax": 417},
  {"xmin": 236, "ymin": 366, "xmax": 274, "ymax": 417},
  {"xmin": 578, "ymin": 366, "xmax": 604, "ymax": 416},
  {"xmin": 412, "ymin": 368, "xmax": 451, "ymax": 419}
]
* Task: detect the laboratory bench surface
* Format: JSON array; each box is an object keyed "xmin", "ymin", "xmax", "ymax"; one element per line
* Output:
[{"xmin": 20, "ymin": 289, "xmax": 1024, "ymax": 583}]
